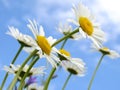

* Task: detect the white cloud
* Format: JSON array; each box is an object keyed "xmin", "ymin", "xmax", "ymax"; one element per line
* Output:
[
  {"xmin": 97, "ymin": 0, "xmax": 120, "ymax": 23},
  {"xmin": 89, "ymin": 0, "xmax": 120, "ymax": 23},
  {"xmin": 34, "ymin": 0, "xmax": 83, "ymax": 22},
  {"xmin": 36, "ymin": 0, "xmax": 79, "ymax": 6},
  {"xmin": 87, "ymin": 0, "xmax": 120, "ymax": 43}
]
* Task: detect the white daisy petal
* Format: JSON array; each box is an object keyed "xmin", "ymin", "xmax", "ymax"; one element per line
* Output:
[
  {"xmin": 61, "ymin": 60, "xmax": 86, "ymax": 76},
  {"xmin": 31, "ymin": 66, "xmax": 46, "ymax": 75},
  {"xmin": 7, "ymin": 26, "xmax": 35, "ymax": 47},
  {"xmin": 3, "ymin": 64, "xmax": 46, "ymax": 80},
  {"xmin": 47, "ymin": 36, "xmax": 57, "ymax": 45},
  {"xmin": 27, "ymin": 19, "xmax": 38, "ymax": 38},
  {"xmin": 67, "ymin": 19, "xmax": 79, "ymax": 26},
  {"xmin": 57, "ymin": 22, "xmax": 81, "ymax": 40},
  {"xmin": 4, "ymin": 66, "xmax": 14, "ymax": 74},
  {"xmin": 28, "ymin": 83, "xmax": 44, "ymax": 90},
  {"xmin": 39, "ymin": 26, "xmax": 45, "ymax": 36}
]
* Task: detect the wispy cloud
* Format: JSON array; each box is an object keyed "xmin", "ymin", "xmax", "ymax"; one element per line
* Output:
[
  {"xmin": 97, "ymin": 0, "xmax": 120, "ymax": 23},
  {"xmin": 34, "ymin": 0, "xmax": 77, "ymax": 22}
]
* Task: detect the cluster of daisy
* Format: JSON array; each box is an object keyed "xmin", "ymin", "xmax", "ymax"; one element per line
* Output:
[{"xmin": 0, "ymin": 2, "xmax": 120, "ymax": 90}]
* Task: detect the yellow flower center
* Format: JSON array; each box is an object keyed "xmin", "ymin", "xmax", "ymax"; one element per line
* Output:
[
  {"xmin": 79, "ymin": 17, "xmax": 93, "ymax": 35},
  {"xmin": 99, "ymin": 47, "xmax": 110, "ymax": 55},
  {"xmin": 102, "ymin": 47, "xmax": 109, "ymax": 51},
  {"xmin": 59, "ymin": 49, "xmax": 70, "ymax": 57},
  {"xmin": 37, "ymin": 36, "xmax": 51, "ymax": 55}
]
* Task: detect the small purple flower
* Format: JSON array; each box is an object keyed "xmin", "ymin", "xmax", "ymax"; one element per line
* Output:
[
  {"xmin": 25, "ymin": 76, "xmax": 37, "ymax": 88},
  {"xmin": 15, "ymin": 85, "xmax": 17, "ymax": 90}
]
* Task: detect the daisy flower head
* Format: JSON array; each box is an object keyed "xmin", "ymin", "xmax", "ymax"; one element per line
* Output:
[
  {"xmin": 69, "ymin": 3, "xmax": 105, "ymax": 47},
  {"xmin": 92, "ymin": 44, "xmax": 120, "ymax": 59},
  {"xmin": 4, "ymin": 64, "xmax": 46, "ymax": 80},
  {"xmin": 59, "ymin": 49, "xmax": 86, "ymax": 76},
  {"xmin": 28, "ymin": 83, "xmax": 43, "ymax": 90},
  {"xmin": 27, "ymin": 19, "xmax": 61, "ymax": 67},
  {"xmin": 57, "ymin": 23, "xmax": 81, "ymax": 40},
  {"xmin": 61, "ymin": 58, "xmax": 86, "ymax": 76},
  {"xmin": 6, "ymin": 26, "xmax": 36, "ymax": 47}
]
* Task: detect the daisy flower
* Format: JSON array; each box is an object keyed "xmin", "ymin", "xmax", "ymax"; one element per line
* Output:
[
  {"xmin": 4, "ymin": 64, "xmax": 46, "ymax": 80},
  {"xmin": 57, "ymin": 23, "xmax": 81, "ymax": 40},
  {"xmin": 61, "ymin": 58, "xmax": 86, "ymax": 76},
  {"xmin": 26, "ymin": 19, "xmax": 61, "ymax": 67},
  {"xmin": 69, "ymin": 3, "xmax": 105, "ymax": 47},
  {"xmin": 59, "ymin": 49, "xmax": 86, "ymax": 76},
  {"xmin": 6, "ymin": 26, "xmax": 36, "ymax": 47},
  {"xmin": 27, "ymin": 83, "xmax": 43, "ymax": 90},
  {"xmin": 92, "ymin": 44, "xmax": 120, "ymax": 59}
]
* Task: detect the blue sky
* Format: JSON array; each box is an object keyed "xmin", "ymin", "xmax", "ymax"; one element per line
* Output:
[{"xmin": 0, "ymin": 0, "xmax": 120, "ymax": 90}]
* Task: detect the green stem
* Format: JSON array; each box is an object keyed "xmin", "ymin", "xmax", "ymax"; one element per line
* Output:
[
  {"xmin": 0, "ymin": 44, "xmax": 24, "ymax": 89},
  {"xmin": 61, "ymin": 38, "xmax": 68, "ymax": 49},
  {"xmin": 44, "ymin": 28, "xmax": 79, "ymax": 90},
  {"xmin": 11, "ymin": 44, "xmax": 24, "ymax": 64},
  {"xmin": 44, "ymin": 67, "xmax": 56, "ymax": 90},
  {"xmin": 43, "ymin": 39, "xmax": 68, "ymax": 90},
  {"xmin": 18, "ymin": 56, "xmax": 39, "ymax": 90},
  {"xmin": 88, "ymin": 54, "xmax": 105, "ymax": 90},
  {"xmin": 52, "ymin": 28, "xmax": 79, "ymax": 47},
  {"xmin": 62, "ymin": 73, "xmax": 72, "ymax": 90},
  {"xmin": 8, "ymin": 49, "xmax": 38, "ymax": 90}
]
